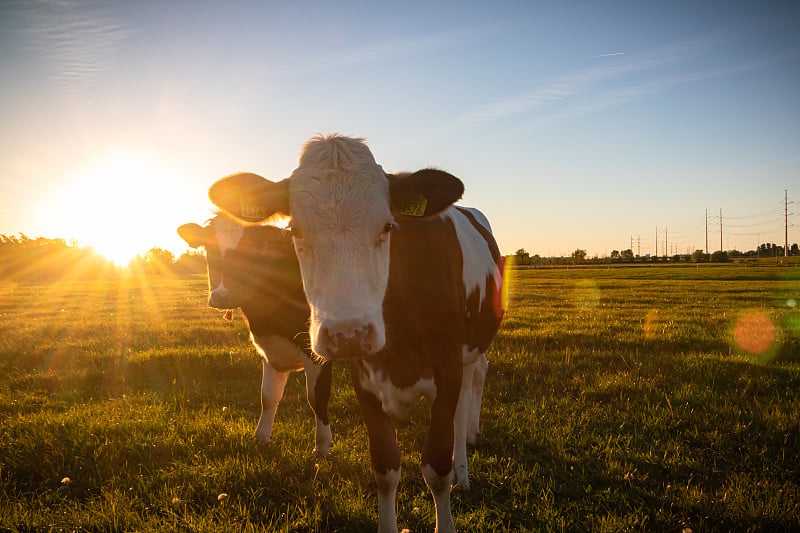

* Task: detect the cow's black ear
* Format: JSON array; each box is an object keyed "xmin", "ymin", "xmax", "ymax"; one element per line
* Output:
[
  {"xmin": 209, "ymin": 173, "xmax": 290, "ymax": 222},
  {"xmin": 177, "ymin": 223, "xmax": 208, "ymax": 249},
  {"xmin": 388, "ymin": 169, "xmax": 464, "ymax": 217}
]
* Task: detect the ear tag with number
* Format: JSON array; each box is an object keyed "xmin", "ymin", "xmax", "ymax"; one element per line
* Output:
[
  {"xmin": 240, "ymin": 196, "xmax": 267, "ymax": 221},
  {"xmin": 397, "ymin": 194, "xmax": 428, "ymax": 217}
]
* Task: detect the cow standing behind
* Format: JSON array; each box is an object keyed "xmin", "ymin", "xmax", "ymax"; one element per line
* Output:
[
  {"xmin": 209, "ymin": 135, "xmax": 504, "ymax": 533},
  {"xmin": 177, "ymin": 214, "xmax": 333, "ymax": 457}
]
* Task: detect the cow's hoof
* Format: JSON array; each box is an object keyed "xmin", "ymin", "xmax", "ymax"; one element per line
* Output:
[
  {"xmin": 451, "ymin": 479, "xmax": 471, "ymax": 492},
  {"xmin": 451, "ymin": 467, "xmax": 470, "ymax": 492},
  {"xmin": 254, "ymin": 433, "xmax": 272, "ymax": 446},
  {"xmin": 314, "ymin": 424, "xmax": 332, "ymax": 457},
  {"xmin": 314, "ymin": 447, "xmax": 331, "ymax": 459}
]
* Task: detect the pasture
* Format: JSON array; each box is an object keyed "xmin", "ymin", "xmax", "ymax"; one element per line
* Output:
[{"xmin": 1, "ymin": 265, "xmax": 799, "ymax": 532}]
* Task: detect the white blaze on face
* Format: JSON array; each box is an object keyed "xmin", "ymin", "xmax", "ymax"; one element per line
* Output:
[
  {"xmin": 209, "ymin": 215, "xmax": 245, "ymax": 306},
  {"xmin": 288, "ymin": 137, "xmax": 393, "ymax": 358}
]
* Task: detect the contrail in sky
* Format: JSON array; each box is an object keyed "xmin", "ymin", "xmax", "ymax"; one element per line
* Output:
[{"xmin": 593, "ymin": 52, "xmax": 625, "ymax": 58}]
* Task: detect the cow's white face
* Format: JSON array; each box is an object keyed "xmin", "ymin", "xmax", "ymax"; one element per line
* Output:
[
  {"xmin": 177, "ymin": 214, "xmax": 291, "ymax": 311},
  {"xmin": 208, "ymin": 215, "xmax": 246, "ymax": 308},
  {"xmin": 207, "ymin": 134, "xmax": 465, "ymax": 361},
  {"xmin": 177, "ymin": 216, "xmax": 243, "ymax": 310},
  {"xmin": 289, "ymin": 161, "xmax": 394, "ymax": 358}
]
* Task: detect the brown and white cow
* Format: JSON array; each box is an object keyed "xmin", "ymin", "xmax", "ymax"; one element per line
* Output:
[
  {"xmin": 177, "ymin": 214, "xmax": 334, "ymax": 457},
  {"xmin": 208, "ymin": 135, "xmax": 504, "ymax": 533}
]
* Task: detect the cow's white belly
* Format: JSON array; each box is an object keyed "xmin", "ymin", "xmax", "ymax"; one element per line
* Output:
[
  {"xmin": 359, "ymin": 362, "xmax": 437, "ymax": 420},
  {"xmin": 251, "ymin": 333, "xmax": 305, "ymax": 372}
]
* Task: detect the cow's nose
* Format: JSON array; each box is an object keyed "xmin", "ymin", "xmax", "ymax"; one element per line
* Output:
[
  {"xmin": 321, "ymin": 320, "xmax": 376, "ymax": 358},
  {"xmin": 208, "ymin": 288, "xmax": 235, "ymax": 309}
]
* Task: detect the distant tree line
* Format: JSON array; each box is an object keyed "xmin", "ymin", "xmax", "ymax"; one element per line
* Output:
[
  {"xmin": 0, "ymin": 234, "xmax": 115, "ymax": 282},
  {"xmin": 511, "ymin": 242, "xmax": 800, "ymax": 267},
  {"xmin": 127, "ymin": 247, "xmax": 206, "ymax": 277},
  {"xmin": 0, "ymin": 234, "xmax": 206, "ymax": 283},
  {"xmin": 4, "ymin": 233, "xmax": 797, "ymax": 283}
]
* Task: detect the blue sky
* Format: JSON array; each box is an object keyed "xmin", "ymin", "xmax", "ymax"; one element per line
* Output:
[{"xmin": 1, "ymin": 1, "xmax": 798, "ymax": 263}]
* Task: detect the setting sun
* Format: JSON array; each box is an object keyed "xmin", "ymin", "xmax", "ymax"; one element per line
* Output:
[{"xmin": 43, "ymin": 150, "xmax": 196, "ymax": 266}]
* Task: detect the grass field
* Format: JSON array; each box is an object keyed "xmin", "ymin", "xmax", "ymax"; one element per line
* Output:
[{"xmin": 1, "ymin": 265, "xmax": 799, "ymax": 532}]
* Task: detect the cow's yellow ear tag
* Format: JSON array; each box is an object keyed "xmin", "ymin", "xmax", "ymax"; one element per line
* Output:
[
  {"xmin": 240, "ymin": 197, "xmax": 267, "ymax": 221},
  {"xmin": 397, "ymin": 194, "xmax": 428, "ymax": 217}
]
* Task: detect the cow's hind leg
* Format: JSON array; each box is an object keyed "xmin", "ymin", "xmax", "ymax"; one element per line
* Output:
[
  {"xmin": 467, "ymin": 352, "xmax": 488, "ymax": 446},
  {"xmin": 255, "ymin": 359, "xmax": 289, "ymax": 445},
  {"xmin": 302, "ymin": 354, "xmax": 333, "ymax": 457},
  {"xmin": 452, "ymin": 360, "xmax": 476, "ymax": 490}
]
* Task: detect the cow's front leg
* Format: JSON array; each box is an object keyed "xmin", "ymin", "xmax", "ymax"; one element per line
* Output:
[
  {"xmin": 302, "ymin": 354, "xmax": 333, "ymax": 457},
  {"xmin": 255, "ymin": 359, "xmax": 289, "ymax": 445},
  {"xmin": 352, "ymin": 369, "xmax": 401, "ymax": 533},
  {"xmin": 452, "ymin": 360, "xmax": 476, "ymax": 490},
  {"xmin": 422, "ymin": 377, "xmax": 460, "ymax": 533}
]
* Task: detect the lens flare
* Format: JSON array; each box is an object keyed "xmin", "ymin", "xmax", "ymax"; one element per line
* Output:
[
  {"xmin": 733, "ymin": 312, "xmax": 776, "ymax": 355},
  {"xmin": 643, "ymin": 309, "xmax": 659, "ymax": 340},
  {"xmin": 574, "ymin": 279, "xmax": 601, "ymax": 310},
  {"xmin": 786, "ymin": 314, "xmax": 800, "ymax": 336},
  {"xmin": 788, "ymin": 298, "xmax": 797, "ymax": 309},
  {"xmin": 501, "ymin": 255, "xmax": 515, "ymax": 312}
]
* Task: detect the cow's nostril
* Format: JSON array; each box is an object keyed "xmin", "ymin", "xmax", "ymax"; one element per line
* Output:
[{"xmin": 320, "ymin": 320, "xmax": 379, "ymax": 358}]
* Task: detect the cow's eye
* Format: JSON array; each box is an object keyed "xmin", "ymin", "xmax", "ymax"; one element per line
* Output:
[{"xmin": 378, "ymin": 221, "xmax": 394, "ymax": 244}]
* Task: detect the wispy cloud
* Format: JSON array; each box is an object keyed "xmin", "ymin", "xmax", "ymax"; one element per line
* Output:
[
  {"xmin": 269, "ymin": 27, "xmax": 484, "ymax": 77},
  {"xmin": 518, "ymin": 62, "xmax": 764, "ymax": 132},
  {"xmin": 422, "ymin": 36, "xmax": 766, "ymax": 139},
  {"xmin": 429, "ymin": 39, "xmax": 706, "ymax": 137},
  {"xmin": 15, "ymin": 0, "xmax": 131, "ymax": 93}
]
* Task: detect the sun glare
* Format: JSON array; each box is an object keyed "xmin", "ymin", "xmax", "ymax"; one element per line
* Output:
[{"xmin": 45, "ymin": 150, "xmax": 194, "ymax": 266}]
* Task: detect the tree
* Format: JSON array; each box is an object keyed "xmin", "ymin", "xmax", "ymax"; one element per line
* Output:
[
  {"xmin": 130, "ymin": 247, "xmax": 176, "ymax": 275},
  {"xmin": 175, "ymin": 250, "xmax": 206, "ymax": 275},
  {"xmin": 691, "ymin": 250, "xmax": 707, "ymax": 263},
  {"xmin": 620, "ymin": 249, "xmax": 634, "ymax": 261},
  {"xmin": 145, "ymin": 247, "xmax": 175, "ymax": 266},
  {"xmin": 710, "ymin": 250, "xmax": 729, "ymax": 263},
  {"xmin": 514, "ymin": 248, "xmax": 531, "ymax": 266},
  {"xmin": 571, "ymin": 249, "xmax": 587, "ymax": 264},
  {"xmin": 610, "ymin": 250, "xmax": 620, "ymax": 260}
]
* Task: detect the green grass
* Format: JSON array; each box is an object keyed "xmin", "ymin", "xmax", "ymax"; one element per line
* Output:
[{"xmin": 1, "ymin": 266, "xmax": 799, "ymax": 531}]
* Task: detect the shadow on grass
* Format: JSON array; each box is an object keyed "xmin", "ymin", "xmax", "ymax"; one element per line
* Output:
[{"xmin": 479, "ymin": 340, "xmax": 800, "ymax": 531}]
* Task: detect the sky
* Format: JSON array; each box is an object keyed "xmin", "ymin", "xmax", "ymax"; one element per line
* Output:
[{"xmin": 1, "ymin": 1, "xmax": 799, "ymax": 264}]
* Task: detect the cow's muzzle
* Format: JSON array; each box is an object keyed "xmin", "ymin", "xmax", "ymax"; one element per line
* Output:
[
  {"xmin": 208, "ymin": 288, "xmax": 237, "ymax": 309},
  {"xmin": 316, "ymin": 319, "xmax": 382, "ymax": 359}
]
